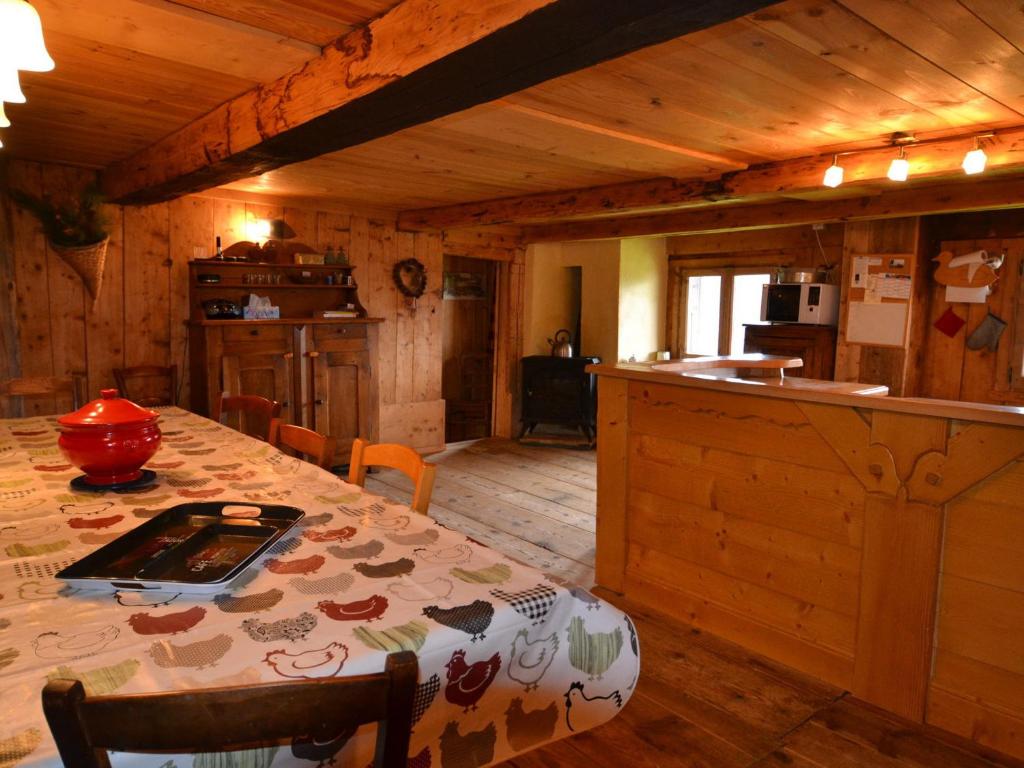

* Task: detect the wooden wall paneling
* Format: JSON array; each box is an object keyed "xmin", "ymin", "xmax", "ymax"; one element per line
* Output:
[
  {"xmin": 369, "ymin": 220, "xmax": 397, "ymax": 406},
  {"xmin": 167, "ymin": 196, "xmax": 215, "ymax": 406},
  {"xmin": 85, "ymin": 204, "xmax": 125, "ymax": 398},
  {"xmin": 0, "ymin": 162, "xmax": 21, "ymax": 400},
  {"xmin": 213, "ymin": 198, "xmax": 247, "ymax": 248},
  {"xmin": 491, "ymin": 249, "xmax": 526, "ymax": 439},
  {"xmin": 413, "ymin": 232, "xmax": 443, "ymax": 403},
  {"xmin": 916, "ymin": 241, "xmax": 974, "ymax": 401},
  {"xmin": 315, "ymin": 211, "xmax": 352, "ymax": 256},
  {"xmin": 959, "ymin": 240, "xmax": 1004, "ymax": 403},
  {"xmin": 379, "ymin": 399, "xmax": 444, "ymax": 453},
  {"xmin": 282, "ymin": 206, "xmax": 317, "ymax": 247},
  {"xmin": 41, "ymin": 164, "xmax": 88, "ymax": 395},
  {"xmin": 123, "ymin": 204, "xmax": 171, "ymax": 367},
  {"xmin": 8, "ymin": 161, "xmax": 53, "ymax": 415},
  {"xmin": 393, "ymin": 231, "xmax": 416, "ymax": 406},
  {"xmin": 348, "ymin": 215, "xmax": 370, "ymax": 285},
  {"xmin": 989, "ymin": 240, "xmax": 1023, "ymax": 400}
]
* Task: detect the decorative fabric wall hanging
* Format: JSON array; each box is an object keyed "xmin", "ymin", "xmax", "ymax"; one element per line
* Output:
[{"xmin": 933, "ymin": 307, "xmax": 966, "ymax": 338}]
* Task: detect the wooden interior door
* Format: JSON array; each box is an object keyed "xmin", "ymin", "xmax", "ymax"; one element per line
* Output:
[{"xmin": 442, "ymin": 255, "xmax": 497, "ymax": 442}]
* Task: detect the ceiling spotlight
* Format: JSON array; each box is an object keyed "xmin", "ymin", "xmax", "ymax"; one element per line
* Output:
[
  {"xmin": 0, "ymin": 102, "xmax": 9, "ymax": 128},
  {"xmin": 823, "ymin": 155, "xmax": 844, "ymax": 188},
  {"xmin": 887, "ymin": 145, "xmax": 909, "ymax": 182},
  {"xmin": 962, "ymin": 138, "xmax": 987, "ymax": 175}
]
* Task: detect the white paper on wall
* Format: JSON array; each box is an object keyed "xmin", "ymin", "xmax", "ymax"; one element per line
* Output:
[
  {"xmin": 944, "ymin": 284, "xmax": 990, "ymax": 304},
  {"xmin": 846, "ymin": 301, "xmax": 908, "ymax": 347}
]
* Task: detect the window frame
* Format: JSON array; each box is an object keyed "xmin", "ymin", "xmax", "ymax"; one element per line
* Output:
[{"xmin": 669, "ymin": 263, "xmax": 778, "ymax": 358}]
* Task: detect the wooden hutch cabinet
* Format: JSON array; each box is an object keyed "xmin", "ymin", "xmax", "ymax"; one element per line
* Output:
[
  {"xmin": 188, "ymin": 261, "xmax": 381, "ymax": 464},
  {"xmin": 743, "ymin": 323, "xmax": 837, "ymax": 380}
]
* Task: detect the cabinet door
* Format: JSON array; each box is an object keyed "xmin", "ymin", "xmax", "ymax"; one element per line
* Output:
[
  {"xmin": 309, "ymin": 349, "xmax": 370, "ymax": 463},
  {"xmin": 221, "ymin": 343, "xmax": 296, "ymax": 425}
]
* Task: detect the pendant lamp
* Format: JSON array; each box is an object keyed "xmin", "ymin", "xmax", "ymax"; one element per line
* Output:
[{"xmin": 0, "ymin": 0, "xmax": 55, "ymax": 72}]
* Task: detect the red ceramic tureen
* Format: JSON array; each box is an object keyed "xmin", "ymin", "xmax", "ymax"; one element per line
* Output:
[{"xmin": 58, "ymin": 389, "xmax": 162, "ymax": 486}]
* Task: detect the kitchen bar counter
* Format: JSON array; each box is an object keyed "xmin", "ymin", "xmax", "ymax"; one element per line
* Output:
[{"xmin": 589, "ymin": 357, "xmax": 1024, "ymax": 761}]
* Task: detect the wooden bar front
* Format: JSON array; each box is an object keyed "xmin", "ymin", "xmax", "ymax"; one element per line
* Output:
[{"xmin": 591, "ymin": 361, "xmax": 1024, "ymax": 761}]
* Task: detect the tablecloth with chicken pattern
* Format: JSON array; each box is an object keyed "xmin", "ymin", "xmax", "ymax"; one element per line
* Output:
[{"xmin": 0, "ymin": 408, "xmax": 639, "ymax": 768}]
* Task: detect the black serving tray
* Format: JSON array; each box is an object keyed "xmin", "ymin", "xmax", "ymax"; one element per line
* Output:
[{"xmin": 57, "ymin": 501, "xmax": 304, "ymax": 594}]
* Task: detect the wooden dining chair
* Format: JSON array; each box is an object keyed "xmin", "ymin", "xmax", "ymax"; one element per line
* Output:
[
  {"xmin": 42, "ymin": 651, "xmax": 417, "ymax": 768},
  {"xmin": 112, "ymin": 364, "xmax": 178, "ymax": 407},
  {"xmin": 0, "ymin": 375, "xmax": 87, "ymax": 415},
  {"xmin": 348, "ymin": 438, "xmax": 437, "ymax": 515},
  {"xmin": 269, "ymin": 418, "xmax": 337, "ymax": 470},
  {"xmin": 211, "ymin": 393, "xmax": 280, "ymax": 441}
]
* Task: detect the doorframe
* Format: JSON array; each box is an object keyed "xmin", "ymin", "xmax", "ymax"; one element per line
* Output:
[{"xmin": 439, "ymin": 245, "xmax": 525, "ymax": 439}]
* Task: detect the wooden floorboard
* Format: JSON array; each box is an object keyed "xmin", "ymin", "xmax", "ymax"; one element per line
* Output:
[{"xmin": 362, "ymin": 438, "xmax": 1022, "ymax": 768}]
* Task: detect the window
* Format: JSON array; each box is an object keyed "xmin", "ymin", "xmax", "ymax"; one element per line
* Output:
[{"xmin": 673, "ymin": 267, "xmax": 773, "ymax": 357}]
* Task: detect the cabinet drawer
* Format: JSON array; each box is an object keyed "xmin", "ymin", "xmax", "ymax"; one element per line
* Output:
[
  {"xmin": 313, "ymin": 324, "xmax": 367, "ymax": 342},
  {"xmin": 222, "ymin": 325, "xmax": 290, "ymax": 343}
]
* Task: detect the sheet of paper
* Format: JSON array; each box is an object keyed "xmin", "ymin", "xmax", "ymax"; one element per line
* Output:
[
  {"xmin": 851, "ymin": 256, "xmax": 882, "ymax": 288},
  {"xmin": 945, "ymin": 284, "xmax": 990, "ymax": 304},
  {"xmin": 869, "ymin": 273, "xmax": 912, "ymax": 300}
]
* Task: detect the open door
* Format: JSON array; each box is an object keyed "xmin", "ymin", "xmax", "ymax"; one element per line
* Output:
[{"xmin": 442, "ymin": 255, "xmax": 497, "ymax": 442}]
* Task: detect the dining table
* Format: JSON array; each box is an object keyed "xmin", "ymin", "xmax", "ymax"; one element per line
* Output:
[{"xmin": 0, "ymin": 407, "xmax": 639, "ymax": 768}]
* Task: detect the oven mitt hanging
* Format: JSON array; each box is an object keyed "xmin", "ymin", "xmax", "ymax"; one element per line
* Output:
[{"xmin": 966, "ymin": 312, "xmax": 1007, "ymax": 352}]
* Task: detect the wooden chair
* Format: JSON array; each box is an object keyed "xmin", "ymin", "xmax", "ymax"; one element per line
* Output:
[
  {"xmin": 0, "ymin": 375, "xmax": 87, "ymax": 415},
  {"xmin": 348, "ymin": 438, "xmax": 437, "ymax": 515},
  {"xmin": 269, "ymin": 418, "xmax": 336, "ymax": 470},
  {"xmin": 211, "ymin": 393, "xmax": 281, "ymax": 442},
  {"xmin": 42, "ymin": 651, "xmax": 417, "ymax": 768},
  {"xmin": 113, "ymin": 364, "xmax": 178, "ymax": 407}
]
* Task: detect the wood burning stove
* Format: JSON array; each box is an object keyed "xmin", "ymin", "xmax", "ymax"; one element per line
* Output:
[{"xmin": 520, "ymin": 355, "xmax": 600, "ymax": 443}]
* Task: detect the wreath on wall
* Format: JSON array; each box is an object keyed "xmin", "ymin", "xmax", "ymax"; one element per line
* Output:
[{"xmin": 392, "ymin": 258, "xmax": 428, "ymax": 300}]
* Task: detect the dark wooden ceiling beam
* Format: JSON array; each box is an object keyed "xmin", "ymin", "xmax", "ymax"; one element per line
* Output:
[
  {"xmin": 102, "ymin": 0, "xmax": 784, "ymax": 205},
  {"xmin": 521, "ymin": 174, "xmax": 1024, "ymax": 242},
  {"xmin": 400, "ymin": 125, "xmax": 1024, "ymax": 230}
]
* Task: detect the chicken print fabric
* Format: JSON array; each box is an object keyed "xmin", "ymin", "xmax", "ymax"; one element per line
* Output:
[{"xmin": 0, "ymin": 408, "xmax": 639, "ymax": 767}]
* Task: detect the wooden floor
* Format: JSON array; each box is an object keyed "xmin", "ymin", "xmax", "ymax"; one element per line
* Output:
[{"xmin": 367, "ymin": 439, "xmax": 1021, "ymax": 768}]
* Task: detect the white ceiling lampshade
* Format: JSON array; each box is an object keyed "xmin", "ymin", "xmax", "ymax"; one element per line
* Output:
[
  {"xmin": 822, "ymin": 155, "xmax": 844, "ymax": 188},
  {"xmin": 0, "ymin": 0, "xmax": 55, "ymax": 72},
  {"xmin": 0, "ymin": 66, "xmax": 26, "ymax": 103},
  {"xmin": 962, "ymin": 138, "xmax": 987, "ymax": 175},
  {"xmin": 0, "ymin": 102, "xmax": 9, "ymax": 128},
  {"xmin": 887, "ymin": 145, "xmax": 909, "ymax": 182}
]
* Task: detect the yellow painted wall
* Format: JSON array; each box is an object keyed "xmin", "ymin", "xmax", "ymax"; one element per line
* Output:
[
  {"xmin": 618, "ymin": 237, "xmax": 667, "ymax": 362},
  {"xmin": 524, "ymin": 239, "xmax": 667, "ymax": 364}
]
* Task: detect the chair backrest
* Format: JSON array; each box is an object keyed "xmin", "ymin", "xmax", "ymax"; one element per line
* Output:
[
  {"xmin": 211, "ymin": 393, "xmax": 281, "ymax": 441},
  {"xmin": 42, "ymin": 651, "xmax": 417, "ymax": 768},
  {"xmin": 269, "ymin": 419, "xmax": 336, "ymax": 470},
  {"xmin": 0, "ymin": 375, "xmax": 86, "ymax": 415},
  {"xmin": 348, "ymin": 438, "xmax": 436, "ymax": 515},
  {"xmin": 112, "ymin": 365, "xmax": 178, "ymax": 407}
]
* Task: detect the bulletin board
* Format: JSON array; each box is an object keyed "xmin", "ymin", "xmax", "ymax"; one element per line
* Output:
[{"xmin": 845, "ymin": 252, "xmax": 914, "ymax": 348}]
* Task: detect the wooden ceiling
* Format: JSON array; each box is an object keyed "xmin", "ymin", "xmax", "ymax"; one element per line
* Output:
[
  {"xmin": 2, "ymin": 0, "xmax": 399, "ymax": 166},
  {"xmin": 7, "ymin": 0, "xmax": 1024, "ymax": 218}
]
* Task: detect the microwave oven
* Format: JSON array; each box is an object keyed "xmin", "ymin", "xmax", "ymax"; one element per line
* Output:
[{"xmin": 760, "ymin": 282, "xmax": 839, "ymax": 325}]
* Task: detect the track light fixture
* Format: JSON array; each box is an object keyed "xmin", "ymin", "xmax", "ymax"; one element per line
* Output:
[
  {"xmin": 962, "ymin": 137, "xmax": 987, "ymax": 175},
  {"xmin": 887, "ymin": 145, "xmax": 909, "ymax": 182},
  {"xmin": 823, "ymin": 155, "xmax": 844, "ymax": 188}
]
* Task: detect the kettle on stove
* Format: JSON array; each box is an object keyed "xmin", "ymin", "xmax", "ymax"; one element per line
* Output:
[{"xmin": 547, "ymin": 329, "xmax": 573, "ymax": 357}]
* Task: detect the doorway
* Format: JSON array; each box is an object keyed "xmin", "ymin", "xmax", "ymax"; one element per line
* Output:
[{"xmin": 442, "ymin": 255, "xmax": 498, "ymax": 442}]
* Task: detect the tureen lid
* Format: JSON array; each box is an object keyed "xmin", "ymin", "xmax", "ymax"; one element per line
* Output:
[{"xmin": 58, "ymin": 389, "xmax": 160, "ymax": 428}]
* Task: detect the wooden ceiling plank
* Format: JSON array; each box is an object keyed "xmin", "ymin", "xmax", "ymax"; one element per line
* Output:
[
  {"xmin": 100, "ymin": 0, "xmax": 784, "ymax": 205},
  {"xmin": 687, "ymin": 19, "xmax": 948, "ymax": 136},
  {"xmin": 748, "ymin": 0, "xmax": 1024, "ymax": 127},
  {"xmin": 495, "ymin": 100, "xmax": 748, "ymax": 170},
  {"xmin": 521, "ymin": 175, "xmax": 1024, "ymax": 242},
  {"xmin": 960, "ymin": 0, "xmax": 1024, "ymax": 56},
  {"xmin": 398, "ymin": 124, "xmax": 1024, "ymax": 229},
  {"xmin": 33, "ymin": 0, "xmax": 318, "ymax": 84},
  {"xmin": 161, "ymin": 0, "xmax": 358, "ymax": 46},
  {"xmin": 835, "ymin": 0, "xmax": 1024, "ymax": 116}
]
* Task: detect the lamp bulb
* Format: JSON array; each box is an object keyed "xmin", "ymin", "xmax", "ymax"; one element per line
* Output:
[
  {"xmin": 962, "ymin": 147, "xmax": 987, "ymax": 175},
  {"xmin": 887, "ymin": 156, "xmax": 909, "ymax": 182},
  {"xmin": 823, "ymin": 162, "xmax": 844, "ymax": 188}
]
